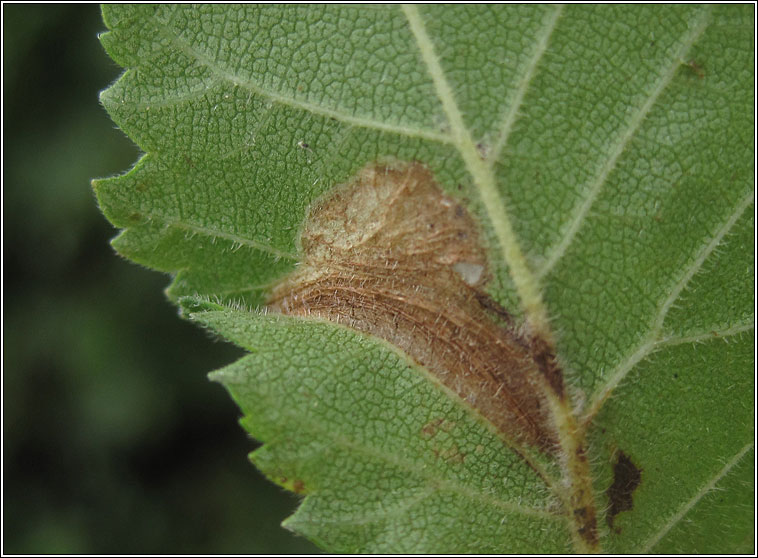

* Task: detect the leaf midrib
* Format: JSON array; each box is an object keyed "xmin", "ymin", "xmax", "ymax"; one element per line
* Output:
[{"xmin": 401, "ymin": 3, "xmax": 553, "ymax": 338}]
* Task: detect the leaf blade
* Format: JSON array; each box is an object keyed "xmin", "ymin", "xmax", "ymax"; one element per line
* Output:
[
  {"xmin": 96, "ymin": 4, "xmax": 754, "ymax": 552},
  {"xmin": 196, "ymin": 308, "xmax": 570, "ymax": 553}
]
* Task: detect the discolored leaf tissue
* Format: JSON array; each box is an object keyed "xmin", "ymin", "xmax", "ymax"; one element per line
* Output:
[{"xmin": 94, "ymin": 4, "xmax": 754, "ymax": 553}]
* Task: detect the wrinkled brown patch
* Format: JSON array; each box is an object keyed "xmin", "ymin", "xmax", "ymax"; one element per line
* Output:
[
  {"xmin": 606, "ymin": 450, "xmax": 642, "ymax": 530},
  {"xmin": 268, "ymin": 161, "xmax": 562, "ymax": 451}
]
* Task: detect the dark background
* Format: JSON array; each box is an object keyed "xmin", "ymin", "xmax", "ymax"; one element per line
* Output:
[{"xmin": 3, "ymin": 4, "xmax": 317, "ymax": 553}]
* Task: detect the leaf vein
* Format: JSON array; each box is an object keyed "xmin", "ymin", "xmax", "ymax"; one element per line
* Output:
[
  {"xmin": 655, "ymin": 321, "xmax": 754, "ymax": 348},
  {"xmin": 150, "ymin": 10, "xmax": 454, "ymax": 145},
  {"xmin": 293, "ymin": 488, "xmax": 436, "ymax": 528},
  {"xmin": 401, "ymin": 3, "xmax": 551, "ymax": 335},
  {"xmin": 582, "ymin": 189, "xmax": 754, "ymax": 425},
  {"xmin": 488, "ymin": 5, "xmax": 564, "ymax": 167},
  {"xmin": 121, "ymin": 77, "xmax": 225, "ymax": 110},
  {"xmin": 218, "ymin": 100, "xmax": 278, "ymax": 161},
  {"xmin": 242, "ymin": 376, "xmax": 560, "ymax": 520},
  {"xmin": 402, "ymin": 7, "xmax": 599, "ymax": 551},
  {"xmin": 536, "ymin": 6, "xmax": 713, "ymax": 280},
  {"xmin": 640, "ymin": 441, "xmax": 754, "ymax": 552},
  {"xmin": 154, "ymin": 217, "xmax": 298, "ymax": 261}
]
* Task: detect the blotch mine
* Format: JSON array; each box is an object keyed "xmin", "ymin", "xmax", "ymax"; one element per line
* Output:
[{"xmin": 268, "ymin": 161, "xmax": 564, "ymax": 451}]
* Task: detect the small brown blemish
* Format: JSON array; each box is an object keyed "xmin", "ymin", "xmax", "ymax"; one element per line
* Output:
[
  {"xmin": 684, "ymin": 59, "xmax": 705, "ymax": 79},
  {"xmin": 440, "ymin": 420, "xmax": 455, "ymax": 432},
  {"xmin": 681, "ymin": 60, "xmax": 705, "ymax": 79},
  {"xmin": 473, "ymin": 292, "xmax": 516, "ymax": 328},
  {"xmin": 575, "ymin": 506, "xmax": 598, "ymax": 542},
  {"xmin": 268, "ymin": 161, "xmax": 564, "ymax": 451},
  {"xmin": 575, "ymin": 444, "xmax": 588, "ymax": 462},
  {"xmin": 606, "ymin": 450, "xmax": 642, "ymax": 531},
  {"xmin": 476, "ymin": 142, "xmax": 489, "ymax": 159},
  {"xmin": 421, "ymin": 418, "xmax": 444, "ymax": 438},
  {"xmin": 277, "ymin": 474, "xmax": 307, "ymax": 494},
  {"xmin": 529, "ymin": 335, "xmax": 566, "ymax": 399},
  {"xmin": 432, "ymin": 444, "xmax": 466, "ymax": 464},
  {"xmin": 421, "ymin": 418, "xmax": 456, "ymax": 438}
]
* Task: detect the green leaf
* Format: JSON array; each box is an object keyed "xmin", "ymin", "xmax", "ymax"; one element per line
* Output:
[
  {"xmin": 189, "ymin": 307, "xmax": 570, "ymax": 553},
  {"xmin": 94, "ymin": 4, "xmax": 754, "ymax": 553}
]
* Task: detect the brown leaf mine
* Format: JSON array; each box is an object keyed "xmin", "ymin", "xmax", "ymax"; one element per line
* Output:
[{"xmin": 268, "ymin": 161, "xmax": 558, "ymax": 451}]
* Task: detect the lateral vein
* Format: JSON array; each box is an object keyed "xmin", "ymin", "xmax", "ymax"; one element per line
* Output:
[
  {"xmin": 537, "ymin": 7, "xmax": 712, "ymax": 280},
  {"xmin": 641, "ymin": 441, "xmax": 754, "ymax": 552},
  {"xmin": 582, "ymin": 189, "xmax": 754, "ymax": 425}
]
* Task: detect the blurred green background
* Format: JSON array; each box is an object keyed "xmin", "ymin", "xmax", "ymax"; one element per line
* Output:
[{"xmin": 3, "ymin": 4, "xmax": 317, "ymax": 553}]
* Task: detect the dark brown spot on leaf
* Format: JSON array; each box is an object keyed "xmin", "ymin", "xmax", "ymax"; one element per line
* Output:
[
  {"xmin": 606, "ymin": 450, "xmax": 642, "ymax": 530},
  {"xmin": 268, "ymin": 161, "xmax": 563, "ymax": 451}
]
